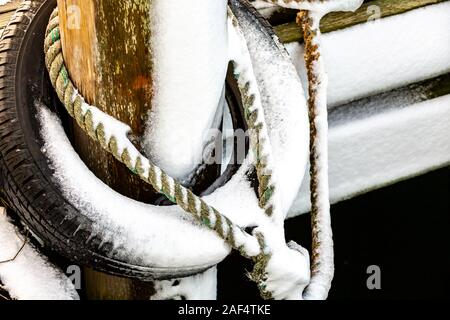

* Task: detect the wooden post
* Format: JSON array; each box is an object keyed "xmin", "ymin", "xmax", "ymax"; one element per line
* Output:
[{"xmin": 57, "ymin": 0, "xmax": 156, "ymax": 299}]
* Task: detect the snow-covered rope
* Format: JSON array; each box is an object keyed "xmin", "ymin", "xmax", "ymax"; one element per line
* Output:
[
  {"xmin": 44, "ymin": 7, "xmax": 311, "ymax": 300},
  {"xmin": 227, "ymin": 8, "xmax": 283, "ymax": 224},
  {"xmin": 46, "ymin": 10, "xmax": 259, "ymax": 259},
  {"xmin": 297, "ymin": 9, "xmax": 334, "ymax": 300},
  {"xmin": 259, "ymin": 0, "xmax": 363, "ymax": 300}
]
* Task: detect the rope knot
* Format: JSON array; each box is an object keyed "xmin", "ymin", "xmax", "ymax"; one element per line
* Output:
[{"xmin": 250, "ymin": 231, "xmax": 311, "ymax": 300}]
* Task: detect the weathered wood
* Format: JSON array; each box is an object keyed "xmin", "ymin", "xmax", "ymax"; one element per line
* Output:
[
  {"xmin": 274, "ymin": 0, "xmax": 448, "ymax": 43},
  {"xmin": 84, "ymin": 268, "xmax": 155, "ymax": 300},
  {"xmin": 57, "ymin": 0, "xmax": 156, "ymax": 300},
  {"xmin": 416, "ymin": 73, "xmax": 450, "ymax": 100},
  {"xmin": 58, "ymin": 0, "xmax": 158, "ymax": 203}
]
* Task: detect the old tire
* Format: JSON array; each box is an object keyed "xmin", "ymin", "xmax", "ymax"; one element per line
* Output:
[
  {"xmin": 0, "ymin": 0, "xmax": 307, "ymax": 282},
  {"xmin": 0, "ymin": 0, "xmax": 224, "ymax": 280}
]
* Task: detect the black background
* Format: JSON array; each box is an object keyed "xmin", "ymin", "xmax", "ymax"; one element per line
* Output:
[
  {"xmin": 218, "ymin": 167, "xmax": 450, "ymax": 300},
  {"xmin": 1, "ymin": 168, "xmax": 448, "ymax": 301}
]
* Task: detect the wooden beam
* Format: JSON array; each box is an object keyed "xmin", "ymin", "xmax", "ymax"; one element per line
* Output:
[
  {"xmin": 419, "ymin": 73, "xmax": 450, "ymax": 100},
  {"xmin": 274, "ymin": 0, "xmax": 448, "ymax": 43}
]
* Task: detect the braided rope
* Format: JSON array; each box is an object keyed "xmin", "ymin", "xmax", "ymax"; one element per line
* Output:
[
  {"xmin": 227, "ymin": 9, "xmax": 281, "ymax": 222},
  {"xmin": 44, "ymin": 8, "xmax": 294, "ymax": 299},
  {"xmin": 297, "ymin": 10, "xmax": 334, "ymax": 300},
  {"xmin": 258, "ymin": 0, "xmax": 363, "ymax": 300}
]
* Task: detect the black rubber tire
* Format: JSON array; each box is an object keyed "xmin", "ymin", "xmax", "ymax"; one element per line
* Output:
[
  {"xmin": 0, "ymin": 0, "xmax": 214, "ymax": 281},
  {"xmin": 0, "ymin": 282, "xmax": 11, "ymax": 300},
  {"xmin": 0, "ymin": 0, "xmax": 273, "ymax": 281}
]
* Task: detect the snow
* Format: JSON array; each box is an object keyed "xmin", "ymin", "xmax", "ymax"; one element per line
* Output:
[
  {"xmin": 263, "ymin": 241, "xmax": 310, "ymax": 300},
  {"xmin": 0, "ymin": 1, "xmax": 11, "ymax": 6},
  {"xmin": 250, "ymin": 219, "xmax": 311, "ymax": 300},
  {"xmin": 250, "ymin": 0, "xmax": 280, "ymax": 18},
  {"xmin": 152, "ymin": 267, "xmax": 217, "ymax": 300},
  {"xmin": 251, "ymin": 0, "xmax": 276, "ymax": 10},
  {"xmin": 286, "ymin": 1, "xmax": 450, "ymax": 106},
  {"xmin": 288, "ymin": 93, "xmax": 450, "ymax": 217},
  {"xmin": 0, "ymin": 208, "xmax": 79, "ymax": 300},
  {"xmin": 145, "ymin": 0, "xmax": 229, "ymax": 181}
]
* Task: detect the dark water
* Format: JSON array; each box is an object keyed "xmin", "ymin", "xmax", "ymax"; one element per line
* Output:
[{"xmin": 218, "ymin": 166, "xmax": 450, "ymax": 300}]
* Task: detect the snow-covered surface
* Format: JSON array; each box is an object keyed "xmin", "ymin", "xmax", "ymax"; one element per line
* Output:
[
  {"xmin": 145, "ymin": 0, "xmax": 229, "ymax": 180},
  {"xmin": 152, "ymin": 267, "xmax": 217, "ymax": 300},
  {"xmin": 251, "ymin": 0, "xmax": 276, "ymax": 10},
  {"xmin": 288, "ymin": 93, "xmax": 450, "ymax": 217},
  {"xmin": 0, "ymin": 208, "xmax": 79, "ymax": 300},
  {"xmin": 250, "ymin": 0, "xmax": 280, "ymax": 18},
  {"xmin": 286, "ymin": 2, "xmax": 450, "ymax": 107}
]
